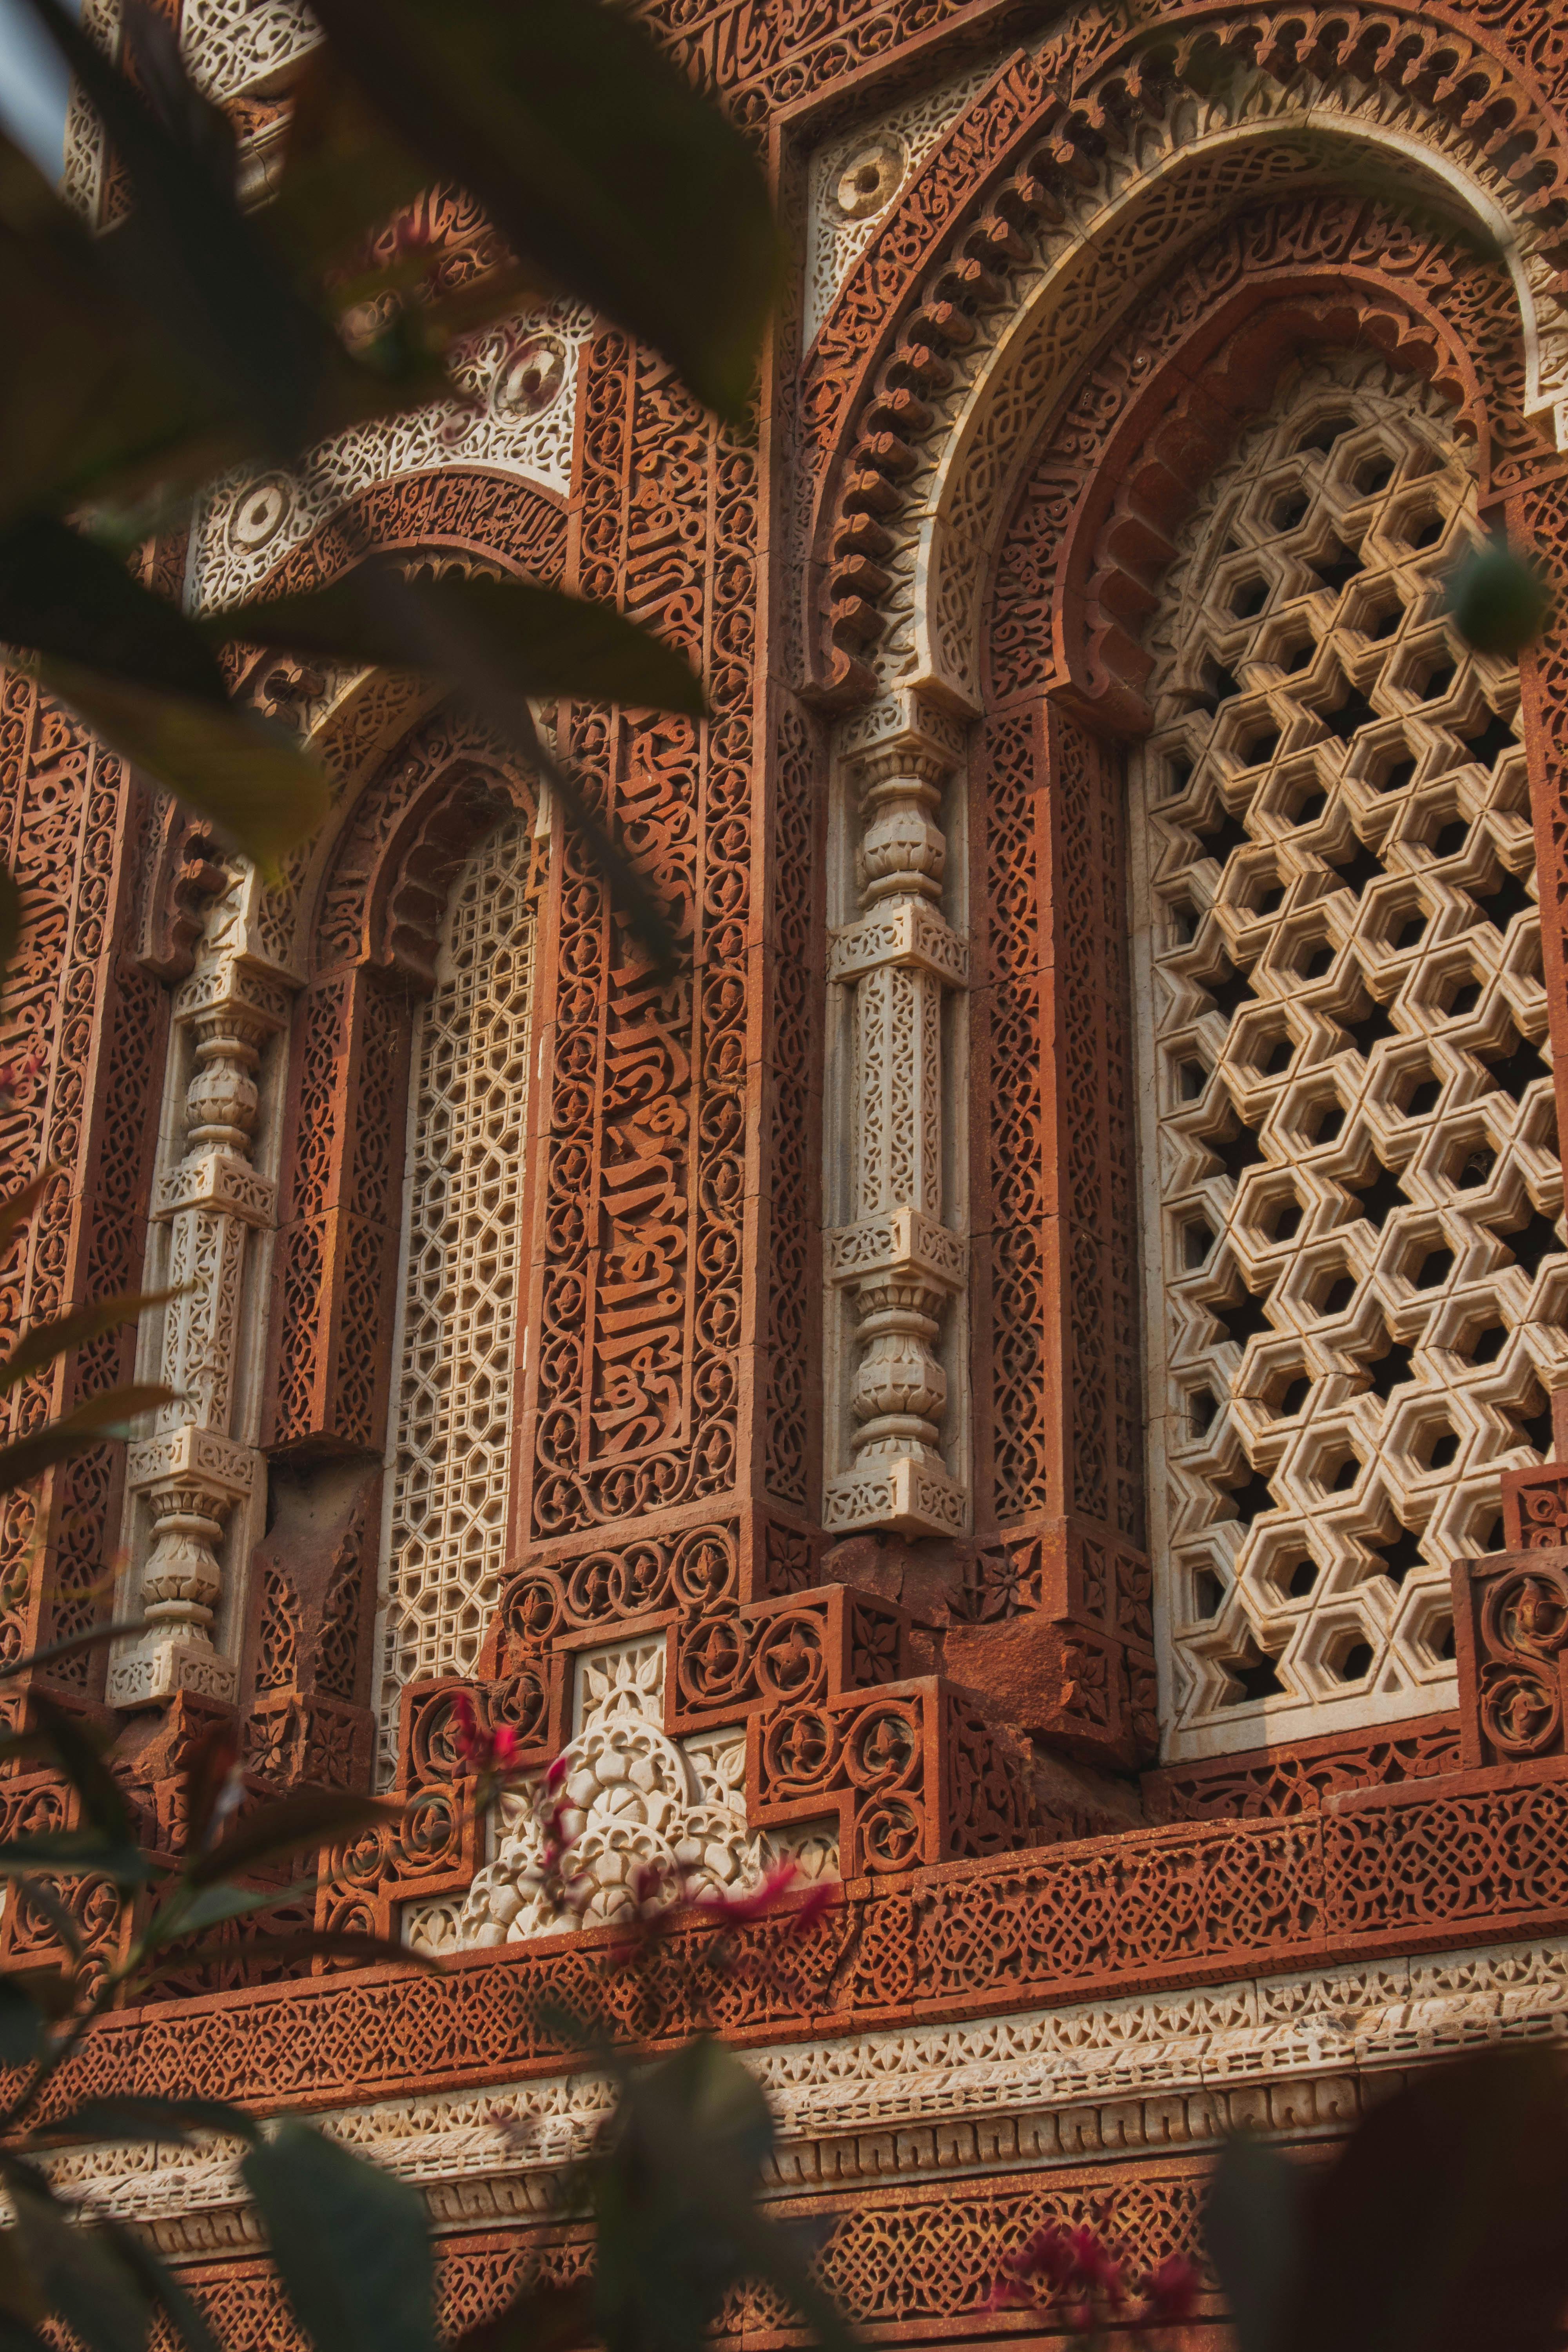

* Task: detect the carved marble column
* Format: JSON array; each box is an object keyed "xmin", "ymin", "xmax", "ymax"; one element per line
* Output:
[
  {"xmin": 825, "ymin": 695, "xmax": 970, "ymax": 1538},
  {"xmin": 111, "ymin": 885, "xmax": 292, "ymax": 1708}
]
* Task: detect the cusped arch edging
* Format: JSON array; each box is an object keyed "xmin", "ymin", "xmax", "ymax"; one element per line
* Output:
[
  {"xmin": 264, "ymin": 703, "xmax": 541, "ymax": 1466},
  {"xmin": 800, "ymin": 1, "xmax": 1568, "ymax": 711},
  {"xmin": 986, "ymin": 259, "xmax": 1500, "ymax": 735},
  {"xmin": 136, "ymin": 467, "xmax": 564, "ymax": 987}
]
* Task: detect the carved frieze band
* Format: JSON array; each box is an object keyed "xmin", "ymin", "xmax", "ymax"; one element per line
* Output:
[{"xmin": 42, "ymin": 1932, "xmax": 1568, "ymax": 2256}]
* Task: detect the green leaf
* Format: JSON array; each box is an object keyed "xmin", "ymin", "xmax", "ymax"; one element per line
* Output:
[
  {"xmin": 0, "ymin": 1619, "xmax": 145, "ymax": 1686},
  {"xmin": 0, "ymin": 1982, "xmax": 48, "ymax": 2071},
  {"xmin": 596, "ymin": 2038, "xmax": 853, "ymax": 2352},
  {"xmin": 187, "ymin": 1786, "xmax": 383, "ymax": 1888},
  {"xmin": 22, "ymin": 0, "xmax": 335, "ymax": 458},
  {"xmin": 96, "ymin": 2220, "xmax": 227, "ymax": 2352},
  {"xmin": 0, "ymin": 1384, "xmax": 171, "ymax": 1496},
  {"xmin": 1206, "ymin": 2136, "xmax": 1301, "ymax": 2352},
  {"xmin": 139, "ymin": 1928, "xmax": 441, "ymax": 1980},
  {"xmin": 26, "ymin": 2096, "xmax": 256, "ymax": 2149},
  {"xmin": 147, "ymin": 1874, "xmax": 319, "ymax": 1945},
  {"xmin": 202, "ymin": 568, "xmax": 703, "ymax": 718},
  {"xmin": 1280, "ymin": 2047, "xmax": 1568, "ymax": 2352},
  {"xmin": 9, "ymin": 2180, "xmax": 152, "ymax": 2352},
  {"xmin": 450, "ymin": 2278, "xmax": 593, "ymax": 2352},
  {"xmin": 35, "ymin": 661, "xmax": 330, "ymax": 878},
  {"xmin": 241, "ymin": 2121, "xmax": 437, "ymax": 2352},
  {"xmin": 0, "ymin": 1288, "xmax": 177, "ymax": 1396},
  {"xmin": 305, "ymin": 0, "xmax": 783, "ymax": 425},
  {"xmin": 1447, "ymin": 532, "xmax": 1553, "ymax": 657},
  {"xmin": 261, "ymin": 51, "xmax": 445, "ymax": 285},
  {"xmin": 0, "ymin": 2226, "xmax": 46, "ymax": 2332},
  {"xmin": 0, "ymin": 521, "xmax": 226, "ymax": 707},
  {"xmin": 28, "ymin": 1695, "xmax": 133, "ymax": 1844},
  {"xmin": 0, "ymin": 1831, "xmax": 152, "ymax": 1883}
]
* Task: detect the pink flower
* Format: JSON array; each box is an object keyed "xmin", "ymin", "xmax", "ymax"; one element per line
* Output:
[
  {"xmin": 1067, "ymin": 2225, "xmax": 1123, "ymax": 2304},
  {"xmin": 696, "ymin": 1858, "xmax": 800, "ymax": 1926},
  {"xmin": 452, "ymin": 1689, "xmax": 523, "ymax": 1782},
  {"xmin": 1141, "ymin": 2256, "xmax": 1200, "ymax": 2325},
  {"xmin": 788, "ymin": 1879, "xmax": 841, "ymax": 1936}
]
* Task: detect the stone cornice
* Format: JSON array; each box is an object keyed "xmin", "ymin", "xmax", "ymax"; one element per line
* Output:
[{"xmin": 45, "ymin": 1930, "xmax": 1568, "ymax": 2259}]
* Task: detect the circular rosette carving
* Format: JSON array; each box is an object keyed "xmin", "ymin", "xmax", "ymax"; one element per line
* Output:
[
  {"xmin": 397, "ymin": 1785, "xmax": 462, "ymax": 1873},
  {"xmin": 336, "ymin": 1818, "xmax": 395, "ymax": 1889},
  {"xmin": 407, "ymin": 1688, "xmax": 468, "ymax": 1784},
  {"xmin": 565, "ymin": 1550, "xmax": 639, "ymax": 1623},
  {"xmin": 844, "ymin": 1702, "xmax": 920, "ymax": 1791},
  {"xmin": 501, "ymin": 1572, "xmax": 561, "ymax": 1654},
  {"xmin": 678, "ymin": 1613, "xmax": 752, "ymax": 1711},
  {"xmin": 492, "ymin": 1665, "xmax": 549, "ymax": 1748},
  {"xmin": 857, "ymin": 1797, "xmax": 923, "ymax": 1873},
  {"xmin": 670, "ymin": 1524, "xmax": 738, "ymax": 1610},
  {"xmin": 762, "ymin": 1706, "xmax": 840, "ymax": 1797},
  {"xmin": 1482, "ymin": 1569, "xmax": 1568, "ymax": 1664},
  {"xmin": 1479, "ymin": 1661, "xmax": 1561, "ymax": 1757},
  {"xmin": 754, "ymin": 1612, "xmax": 827, "ymax": 1704}
]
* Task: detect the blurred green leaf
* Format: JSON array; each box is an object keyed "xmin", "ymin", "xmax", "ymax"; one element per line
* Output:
[
  {"xmin": 36, "ymin": 661, "xmax": 330, "ymax": 877},
  {"xmin": 24, "ymin": 0, "xmax": 335, "ymax": 459},
  {"xmin": 0, "ymin": 2229, "xmax": 45, "ymax": 2333},
  {"xmin": 187, "ymin": 1785, "xmax": 382, "ymax": 1888},
  {"xmin": 139, "ymin": 1927, "xmax": 440, "ymax": 1980},
  {"xmin": 29, "ymin": 1695, "xmax": 133, "ymax": 1845},
  {"xmin": 26, "ymin": 2096, "xmax": 256, "ymax": 2149},
  {"xmin": 0, "ymin": 1383, "xmax": 171, "ymax": 1497},
  {"xmin": 598, "ymin": 2038, "xmax": 853, "ymax": 2352},
  {"xmin": 1280, "ymin": 2047, "xmax": 1568, "ymax": 2352},
  {"xmin": 202, "ymin": 568, "xmax": 704, "ymax": 717},
  {"xmin": 0, "ymin": 1831, "xmax": 152, "ymax": 1883},
  {"xmin": 181, "ymin": 1713, "xmax": 240, "ymax": 1861},
  {"xmin": 9, "ymin": 2178, "xmax": 152, "ymax": 2352},
  {"xmin": 0, "ymin": 520, "xmax": 227, "ymax": 706},
  {"xmin": 262, "ymin": 52, "xmax": 451, "ymax": 285},
  {"xmin": 241, "ymin": 2120, "xmax": 438, "ymax": 2352},
  {"xmin": 451, "ymin": 2278, "xmax": 593, "ymax": 2352},
  {"xmin": 1206, "ymin": 2134, "xmax": 1301, "ymax": 2352},
  {"xmin": 0, "ymin": 1982, "xmax": 49, "ymax": 2071},
  {"xmin": 1448, "ymin": 532, "xmax": 1553, "ymax": 657},
  {"xmin": 0, "ymin": 1289, "xmax": 177, "ymax": 1396},
  {"xmin": 147, "ymin": 1874, "xmax": 319, "ymax": 1945},
  {"xmin": 0, "ymin": 1620, "xmax": 145, "ymax": 1686},
  {"xmin": 305, "ymin": 0, "xmax": 783, "ymax": 425},
  {"xmin": 97, "ymin": 2220, "xmax": 226, "ymax": 2352}
]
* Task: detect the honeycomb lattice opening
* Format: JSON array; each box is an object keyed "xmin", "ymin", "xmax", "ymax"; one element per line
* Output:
[
  {"xmin": 375, "ymin": 816, "xmax": 536, "ymax": 1780},
  {"xmin": 1131, "ymin": 351, "xmax": 1568, "ymax": 1760}
]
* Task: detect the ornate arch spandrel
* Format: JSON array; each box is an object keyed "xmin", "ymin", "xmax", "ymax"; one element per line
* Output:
[{"xmin": 799, "ymin": 10, "xmax": 1568, "ymax": 713}]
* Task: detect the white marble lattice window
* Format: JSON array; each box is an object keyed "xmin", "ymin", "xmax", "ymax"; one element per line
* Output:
[
  {"xmin": 375, "ymin": 816, "xmax": 536, "ymax": 1780},
  {"xmin": 1131, "ymin": 352, "xmax": 1568, "ymax": 1762}
]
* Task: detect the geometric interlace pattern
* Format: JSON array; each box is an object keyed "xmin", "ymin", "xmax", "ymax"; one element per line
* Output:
[
  {"xmin": 375, "ymin": 816, "xmax": 535, "ymax": 1781},
  {"xmin": 1132, "ymin": 351, "xmax": 1568, "ymax": 1760}
]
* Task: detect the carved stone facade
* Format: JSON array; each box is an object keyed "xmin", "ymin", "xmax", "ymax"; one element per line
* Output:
[{"xmin": 13, "ymin": 0, "xmax": 1568, "ymax": 2339}]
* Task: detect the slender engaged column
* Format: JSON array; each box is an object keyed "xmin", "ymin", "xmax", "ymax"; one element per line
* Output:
[
  {"xmin": 110, "ymin": 912, "xmax": 290, "ymax": 1708},
  {"xmin": 825, "ymin": 696, "xmax": 970, "ymax": 1538}
]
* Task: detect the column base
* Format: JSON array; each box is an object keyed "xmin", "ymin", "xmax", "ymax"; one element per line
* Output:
[
  {"xmin": 107, "ymin": 1634, "xmax": 237, "ymax": 1711},
  {"xmin": 824, "ymin": 1454, "xmax": 968, "ymax": 1539}
]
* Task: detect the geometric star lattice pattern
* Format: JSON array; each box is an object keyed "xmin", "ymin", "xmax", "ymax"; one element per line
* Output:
[
  {"xmin": 375, "ymin": 815, "xmax": 536, "ymax": 1780},
  {"xmin": 1130, "ymin": 351, "xmax": 1568, "ymax": 1760}
]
